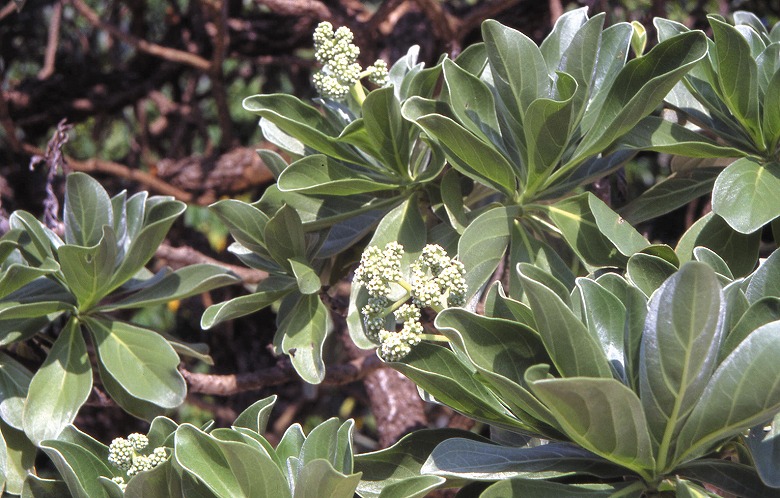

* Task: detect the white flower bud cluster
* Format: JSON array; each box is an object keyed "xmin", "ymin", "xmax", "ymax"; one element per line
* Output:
[
  {"xmin": 108, "ymin": 433, "xmax": 168, "ymax": 479},
  {"xmin": 411, "ymin": 245, "xmax": 467, "ymax": 308},
  {"xmin": 354, "ymin": 242, "xmax": 467, "ymax": 361},
  {"xmin": 312, "ymin": 22, "xmax": 390, "ymax": 100},
  {"xmin": 112, "ymin": 476, "xmax": 127, "ymax": 491},
  {"xmin": 367, "ymin": 59, "xmax": 389, "ymax": 86}
]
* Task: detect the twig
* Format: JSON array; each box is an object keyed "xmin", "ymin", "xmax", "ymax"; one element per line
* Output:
[
  {"xmin": 68, "ymin": 0, "xmax": 212, "ymax": 71},
  {"xmin": 204, "ymin": 0, "xmax": 234, "ymax": 147},
  {"xmin": 0, "ymin": 87, "xmax": 23, "ymax": 152},
  {"xmin": 155, "ymin": 241, "xmax": 268, "ymax": 285},
  {"xmin": 254, "ymin": 0, "xmax": 331, "ymax": 18},
  {"xmin": 181, "ymin": 354, "xmax": 384, "ymax": 396},
  {"xmin": 0, "ymin": 1, "xmax": 16, "ymax": 21},
  {"xmin": 549, "ymin": 0, "xmax": 563, "ymax": 24},
  {"xmin": 38, "ymin": 0, "xmax": 63, "ymax": 80},
  {"xmin": 27, "ymin": 119, "xmax": 71, "ymax": 230},
  {"xmin": 21, "ymin": 143, "xmax": 195, "ymax": 202}
]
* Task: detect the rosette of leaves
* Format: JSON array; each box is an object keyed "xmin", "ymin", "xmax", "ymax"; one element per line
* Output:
[
  {"xmin": 382, "ymin": 250, "xmax": 780, "ymax": 496},
  {"xmin": 0, "ymin": 173, "xmax": 237, "ymax": 491},
  {"xmin": 622, "ymin": 12, "xmax": 780, "ymax": 237},
  {"xmin": 19, "ymin": 395, "xmax": 364, "ymax": 498}
]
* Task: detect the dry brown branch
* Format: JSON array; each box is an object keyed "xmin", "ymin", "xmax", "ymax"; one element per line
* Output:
[
  {"xmin": 549, "ymin": 0, "xmax": 563, "ymax": 24},
  {"xmin": 38, "ymin": 0, "xmax": 63, "ymax": 80},
  {"xmin": 181, "ymin": 354, "xmax": 384, "ymax": 396},
  {"xmin": 460, "ymin": 0, "xmax": 523, "ymax": 35},
  {"xmin": 255, "ymin": 0, "xmax": 331, "ymax": 18},
  {"xmin": 155, "ymin": 241, "xmax": 268, "ymax": 285},
  {"xmin": 204, "ymin": 0, "xmax": 234, "ymax": 147},
  {"xmin": 0, "ymin": 0, "xmax": 15, "ymax": 21},
  {"xmin": 68, "ymin": 0, "xmax": 212, "ymax": 71}
]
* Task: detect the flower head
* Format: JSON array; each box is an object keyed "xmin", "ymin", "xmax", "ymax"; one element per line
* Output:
[
  {"xmin": 353, "ymin": 241, "xmax": 404, "ymax": 298},
  {"xmin": 108, "ymin": 433, "xmax": 169, "ymax": 479},
  {"xmin": 411, "ymin": 245, "xmax": 467, "ymax": 309}
]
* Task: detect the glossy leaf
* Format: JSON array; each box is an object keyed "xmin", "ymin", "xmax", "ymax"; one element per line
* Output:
[
  {"xmin": 355, "ymin": 429, "xmax": 482, "ymax": 498},
  {"xmin": 458, "ymin": 206, "xmax": 518, "ymax": 301},
  {"xmin": 40, "ymin": 438, "xmax": 114, "ymax": 498},
  {"xmin": 58, "ymin": 226, "xmax": 117, "ymax": 309},
  {"xmin": 0, "ymin": 257, "xmax": 60, "ymax": 300},
  {"xmin": 616, "ymin": 116, "xmax": 747, "ymax": 158},
  {"xmin": 233, "ymin": 396, "xmax": 277, "ymax": 435},
  {"xmin": 0, "ymin": 420, "xmax": 36, "ymax": 495},
  {"xmin": 572, "ymin": 31, "xmax": 707, "ymax": 162},
  {"xmin": 575, "ymin": 279, "xmax": 627, "ymax": 379},
  {"xmin": 676, "ymin": 459, "xmax": 780, "ymax": 498},
  {"xmin": 85, "ymin": 317, "xmax": 186, "ymax": 410},
  {"xmin": 175, "ymin": 424, "xmax": 290, "ymax": 498},
  {"xmin": 626, "ymin": 253, "xmax": 678, "ymax": 297},
  {"xmin": 0, "ymin": 352, "xmax": 32, "ymax": 429},
  {"xmin": 99, "ymin": 264, "xmax": 239, "ymax": 311},
  {"xmin": 277, "ymin": 293, "xmax": 329, "ymax": 384},
  {"xmin": 528, "ymin": 373, "xmax": 656, "ymax": 476},
  {"xmin": 479, "ymin": 479, "xmax": 618, "ymax": 497},
  {"xmin": 442, "ymin": 59, "xmax": 501, "ymax": 148},
  {"xmin": 620, "ymin": 169, "xmax": 719, "ymax": 225},
  {"xmin": 746, "ymin": 249, "xmax": 780, "ymax": 302},
  {"xmin": 518, "ymin": 265, "xmax": 613, "ymax": 378},
  {"xmin": 676, "ymin": 212, "xmax": 760, "ymax": 278},
  {"xmin": 201, "ymin": 276, "xmax": 296, "ymax": 329},
  {"xmin": 64, "ymin": 172, "xmax": 113, "ymax": 247},
  {"xmin": 278, "ymin": 155, "xmax": 395, "ymax": 195},
  {"xmin": 639, "ymin": 263, "xmax": 724, "ymax": 471},
  {"xmin": 402, "ymin": 98, "xmax": 516, "ymax": 196},
  {"xmin": 422, "ymin": 438, "xmax": 626, "ymax": 481},
  {"xmin": 361, "ymin": 87, "xmax": 413, "ymax": 176},
  {"xmin": 293, "ymin": 459, "xmax": 361, "ymax": 498},
  {"xmin": 209, "ymin": 199, "xmax": 269, "ymax": 254},
  {"xmin": 712, "ymin": 159, "xmax": 780, "ymax": 233},
  {"xmin": 23, "ymin": 317, "xmax": 91, "ymax": 445},
  {"xmin": 509, "ymin": 223, "xmax": 575, "ymax": 295},
  {"xmin": 21, "ymin": 475, "xmax": 71, "ymax": 498},
  {"xmin": 675, "ymin": 321, "xmax": 780, "ymax": 465},
  {"xmin": 264, "ymin": 205, "xmax": 306, "ymax": 270}
]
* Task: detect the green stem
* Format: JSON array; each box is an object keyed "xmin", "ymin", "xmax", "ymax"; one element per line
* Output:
[
  {"xmin": 350, "ymin": 83, "xmax": 367, "ymax": 106},
  {"xmin": 420, "ymin": 333, "xmax": 449, "ymax": 342},
  {"xmin": 302, "ymin": 196, "xmax": 403, "ymax": 232}
]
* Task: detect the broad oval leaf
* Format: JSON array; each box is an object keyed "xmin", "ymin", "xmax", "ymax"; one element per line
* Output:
[
  {"xmin": 277, "ymin": 293, "xmax": 330, "ymax": 384},
  {"xmin": 639, "ymin": 262, "xmax": 724, "ymax": 471},
  {"xmin": 278, "ymin": 155, "xmax": 396, "ymax": 195},
  {"xmin": 23, "ymin": 317, "xmax": 92, "ymax": 445},
  {"xmin": 674, "ymin": 321, "xmax": 780, "ymax": 466},
  {"xmin": 64, "ymin": 172, "xmax": 113, "ymax": 247},
  {"xmin": 712, "ymin": 159, "xmax": 780, "ymax": 234},
  {"xmin": 85, "ymin": 317, "xmax": 186, "ymax": 409},
  {"xmin": 0, "ymin": 352, "xmax": 32, "ymax": 430},
  {"xmin": 201, "ymin": 276, "xmax": 296, "ymax": 329}
]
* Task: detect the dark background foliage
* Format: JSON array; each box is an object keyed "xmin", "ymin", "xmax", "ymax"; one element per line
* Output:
[{"xmin": 1, "ymin": 0, "xmax": 779, "ymax": 455}]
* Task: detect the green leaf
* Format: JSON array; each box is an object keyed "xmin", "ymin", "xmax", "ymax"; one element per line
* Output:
[
  {"xmin": 0, "ymin": 257, "xmax": 60, "ymax": 300},
  {"xmin": 64, "ymin": 172, "xmax": 113, "ymax": 247},
  {"xmin": 747, "ymin": 249, "xmax": 780, "ymax": 302},
  {"xmin": 626, "ymin": 253, "xmax": 678, "ymax": 297},
  {"xmin": 0, "ymin": 352, "xmax": 32, "ymax": 429},
  {"xmin": 676, "ymin": 212, "xmax": 760, "ymax": 278},
  {"xmin": 40, "ymin": 438, "xmax": 114, "ymax": 498},
  {"xmin": 675, "ymin": 321, "xmax": 780, "ymax": 465},
  {"xmin": 509, "ymin": 223, "xmax": 575, "ymax": 295},
  {"xmin": 99, "ymin": 264, "xmax": 239, "ymax": 311},
  {"xmin": 288, "ymin": 258, "xmax": 321, "ymax": 295},
  {"xmin": 276, "ymin": 293, "xmax": 329, "ymax": 384},
  {"xmin": 763, "ymin": 71, "xmax": 780, "ymax": 146},
  {"xmin": 58, "ymin": 228, "xmax": 119, "ymax": 309},
  {"xmin": 85, "ymin": 317, "xmax": 185, "ymax": 410},
  {"xmin": 747, "ymin": 413, "xmax": 780, "ymax": 489},
  {"xmin": 108, "ymin": 200, "xmax": 186, "ymax": 292},
  {"xmin": 676, "ymin": 459, "xmax": 780, "ymax": 498},
  {"xmin": 355, "ymin": 429, "xmax": 481, "ymax": 498},
  {"xmin": 201, "ymin": 276, "xmax": 296, "ymax": 329},
  {"xmin": 721, "ymin": 297, "xmax": 780, "ymax": 362},
  {"xmin": 575, "ymin": 279, "xmax": 627, "ymax": 380},
  {"xmin": 9, "ymin": 211, "xmax": 60, "ymax": 265},
  {"xmin": 712, "ymin": 159, "xmax": 780, "ymax": 234},
  {"xmin": 265, "ymin": 205, "xmax": 306, "ymax": 269},
  {"xmin": 0, "ymin": 420, "xmax": 37, "ymax": 495},
  {"xmin": 482, "ymin": 20, "xmax": 549, "ymax": 120},
  {"xmin": 442, "ymin": 59, "xmax": 501, "ymax": 149},
  {"xmin": 517, "ymin": 265, "xmax": 613, "ymax": 378},
  {"xmin": 458, "ymin": 205, "xmax": 518, "ymax": 301},
  {"xmin": 479, "ymin": 479, "xmax": 618, "ymax": 497},
  {"xmin": 21, "ymin": 475, "xmax": 71, "ymax": 498},
  {"xmin": 123, "ymin": 460, "xmax": 175, "ymax": 498},
  {"xmin": 293, "ymin": 459, "xmax": 361, "ymax": 498},
  {"xmin": 639, "ymin": 263, "xmax": 724, "ymax": 471},
  {"xmin": 175, "ymin": 424, "xmax": 291, "ymax": 498},
  {"xmin": 243, "ymin": 94, "xmax": 363, "ymax": 164},
  {"xmin": 547, "ymin": 193, "xmax": 648, "ymax": 268},
  {"xmin": 209, "ymin": 199, "xmax": 269, "ymax": 254},
  {"xmin": 528, "ymin": 373, "xmax": 656, "ymax": 477},
  {"xmin": 539, "ymin": 7, "xmax": 589, "ymax": 73},
  {"xmin": 572, "ymin": 30, "xmax": 707, "ymax": 162},
  {"xmin": 233, "ymin": 396, "xmax": 276, "ymax": 434},
  {"xmin": 422, "ymin": 438, "xmax": 627, "ymax": 481},
  {"xmin": 615, "ymin": 116, "xmax": 748, "ymax": 158},
  {"xmin": 709, "ymin": 16, "xmax": 762, "ymax": 144},
  {"xmin": 391, "ymin": 343, "xmax": 520, "ymax": 431},
  {"xmin": 299, "ymin": 418, "xmax": 353, "ymax": 472},
  {"xmin": 619, "ymin": 169, "xmax": 719, "ymax": 225},
  {"xmin": 401, "ymin": 98, "xmax": 517, "ymax": 196},
  {"xmin": 23, "ymin": 317, "xmax": 91, "ymax": 445},
  {"xmin": 360, "ymin": 87, "xmax": 413, "ymax": 176},
  {"xmin": 278, "ymin": 155, "xmax": 396, "ymax": 195}
]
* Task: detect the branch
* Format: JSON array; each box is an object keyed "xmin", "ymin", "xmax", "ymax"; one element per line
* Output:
[
  {"xmin": 38, "ymin": 0, "xmax": 63, "ymax": 80},
  {"xmin": 155, "ymin": 241, "xmax": 268, "ymax": 285},
  {"xmin": 254, "ymin": 0, "xmax": 331, "ymax": 18},
  {"xmin": 68, "ymin": 0, "xmax": 212, "ymax": 71},
  {"xmin": 181, "ymin": 354, "xmax": 384, "ymax": 396}
]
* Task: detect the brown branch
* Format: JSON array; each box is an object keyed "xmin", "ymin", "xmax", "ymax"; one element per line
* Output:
[
  {"xmin": 68, "ymin": 0, "xmax": 212, "ymax": 71},
  {"xmin": 204, "ymin": 0, "xmax": 234, "ymax": 147},
  {"xmin": 254, "ymin": 0, "xmax": 331, "ymax": 18},
  {"xmin": 21, "ymin": 143, "xmax": 194, "ymax": 202},
  {"xmin": 155, "ymin": 241, "xmax": 268, "ymax": 285},
  {"xmin": 549, "ymin": 0, "xmax": 563, "ymax": 24},
  {"xmin": 0, "ymin": 1, "xmax": 16, "ymax": 21},
  {"xmin": 0, "ymin": 88, "xmax": 23, "ymax": 152},
  {"xmin": 181, "ymin": 354, "xmax": 384, "ymax": 396},
  {"xmin": 38, "ymin": 0, "xmax": 63, "ymax": 80},
  {"xmin": 460, "ymin": 0, "xmax": 523, "ymax": 35}
]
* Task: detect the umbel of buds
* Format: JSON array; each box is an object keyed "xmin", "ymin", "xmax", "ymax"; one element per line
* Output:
[
  {"xmin": 108, "ymin": 433, "xmax": 169, "ymax": 489},
  {"xmin": 353, "ymin": 242, "xmax": 467, "ymax": 361},
  {"xmin": 312, "ymin": 22, "xmax": 389, "ymax": 102}
]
